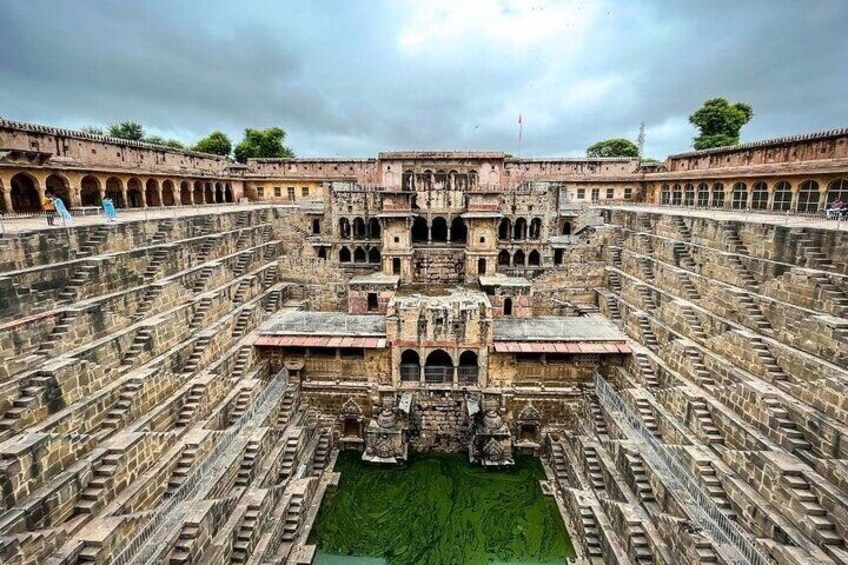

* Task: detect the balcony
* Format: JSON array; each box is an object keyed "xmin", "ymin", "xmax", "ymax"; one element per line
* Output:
[
  {"xmin": 423, "ymin": 366, "xmax": 453, "ymax": 383},
  {"xmin": 457, "ymin": 366, "xmax": 478, "ymax": 384},
  {"xmin": 399, "ymin": 365, "xmax": 420, "ymax": 382}
]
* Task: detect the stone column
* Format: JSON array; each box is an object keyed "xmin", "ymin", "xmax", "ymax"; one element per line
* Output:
[
  {"xmin": 2, "ymin": 190, "xmax": 12, "ymax": 214},
  {"xmin": 121, "ymin": 188, "xmax": 129, "ymax": 209},
  {"xmin": 427, "ymin": 220, "xmax": 432, "ymax": 244}
]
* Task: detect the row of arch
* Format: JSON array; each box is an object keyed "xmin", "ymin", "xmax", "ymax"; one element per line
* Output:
[
  {"xmin": 2, "ymin": 172, "xmax": 234, "ymax": 214},
  {"xmin": 498, "ymin": 218, "xmax": 543, "ymax": 240},
  {"xmin": 338, "ymin": 246, "xmax": 381, "ymax": 264},
  {"xmin": 338, "ymin": 217, "xmax": 381, "ymax": 239},
  {"xmin": 410, "ymin": 216, "xmax": 467, "ymax": 243},
  {"xmin": 401, "ymin": 169, "xmax": 481, "ymax": 191},
  {"xmin": 399, "ymin": 349, "xmax": 479, "ymax": 383},
  {"xmin": 497, "ymin": 249, "xmax": 542, "ymax": 267},
  {"xmin": 659, "ymin": 178, "xmax": 848, "ymax": 213}
]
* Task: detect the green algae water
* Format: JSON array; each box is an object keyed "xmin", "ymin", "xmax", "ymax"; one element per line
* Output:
[{"xmin": 310, "ymin": 451, "xmax": 575, "ymax": 565}]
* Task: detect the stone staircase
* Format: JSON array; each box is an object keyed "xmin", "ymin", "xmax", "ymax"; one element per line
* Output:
[
  {"xmin": 588, "ymin": 396, "xmax": 608, "ymax": 436},
  {"xmin": 311, "ymin": 430, "xmax": 331, "ymax": 476},
  {"xmin": 235, "ymin": 441, "xmax": 260, "ymax": 487},
  {"xmin": 169, "ymin": 522, "xmax": 199, "ymax": 564},
  {"xmin": 793, "ymin": 233, "xmax": 835, "ymax": 271},
  {"xmin": 748, "ymin": 336, "xmax": 787, "ymax": 382},
  {"xmin": 182, "ymin": 335, "xmax": 212, "ymax": 374},
  {"xmin": 151, "ymin": 219, "xmax": 175, "ymax": 245},
  {"xmin": 58, "ymin": 264, "xmax": 97, "ymax": 303},
  {"xmin": 38, "ymin": 310, "xmax": 81, "ymax": 354},
  {"xmin": 188, "ymin": 297, "xmax": 213, "ymax": 331},
  {"xmin": 76, "ymin": 226, "xmax": 109, "ymax": 258},
  {"xmin": 276, "ymin": 387, "xmax": 298, "ymax": 427},
  {"xmin": 634, "ymin": 353, "xmax": 659, "ymax": 390},
  {"xmin": 627, "ymin": 523, "xmax": 654, "ymax": 564},
  {"xmin": 607, "ymin": 298, "xmax": 621, "ymax": 321},
  {"xmin": 672, "ymin": 216, "xmax": 692, "ymax": 240},
  {"xmin": 636, "ymin": 285, "xmax": 657, "ymax": 311},
  {"xmin": 636, "ymin": 257, "xmax": 654, "ymax": 282},
  {"xmin": 722, "ymin": 224, "xmax": 748, "ymax": 254},
  {"xmin": 579, "ymin": 507, "xmax": 604, "ymax": 558},
  {"xmin": 0, "ymin": 374, "xmax": 53, "ymax": 431},
  {"xmin": 165, "ymin": 446, "xmax": 198, "ymax": 498},
  {"xmin": 75, "ymin": 452, "xmax": 121, "ymax": 514},
  {"xmin": 583, "ymin": 446, "xmax": 606, "ymax": 491},
  {"xmin": 636, "ymin": 316, "xmax": 659, "ymax": 351},
  {"xmin": 677, "ymin": 271, "xmax": 700, "ymax": 300},
  {"xmin": 610, "ymin": 247, "xmax": 622, "ymax": 268},
  {"xmin": 608, "ymin": 271, "xmax": 622, "ymax": 293},
  {"xmin": 626, "ymin": 453, "xmax": 656, "ymax": 504},
  {"xmin": 234, "ymin": 251, "xmax": 253, "ymax": 277},
  {"xmin": 681, "ymin": 305, "xmax": 707, "ymax": 341},
  {"xmin": 696, "ymin": 462, "xmax": 736, "ymax": 520},
  {"xmin": 673, "ymin": 242, "xmax": 696, "ymax": 269},
  {"xmin": 737, "ymin": 293, "xmax": 770, "ymax": 330},
  {"xmin": 100, "ymin": 378, "xmax": 143, "ymax": 431},
  {"xmin": 232, "ymin": 307, "xmax": 253, "ymax": 339},
  {"xmin": 192, "ymin": 265, "xmax": 216, "ymax": 292},
  {"xmin": 762, "ymin": 398, "xmax": 811, "ymax": 452},
  {"xmin": 781, "ymin": 472, "xmax": 843, "ymax": 546},
  {"xmin": 132, "ymin": 285, "xmax": 164, "ymax": 321},
  {"xmin": 634, "ymin": 398, "xmax": 659, "ymax": 436},
  {"xmin": 227, "ymin": 389, "xmax": 253, "ymax": 425},
  {"xmin": 550, "ymin": 441, "xmax": 568, "ymax": 483},
  {"xmin": 196, "ymin": 239, "xmax": 216, "ymax": 263},
  {"xmin": 281, "ymin": 493, "xmax": 304, "ymax": 543},
  {"xmin": 683, "ymin": 346, "xmax": 715, "ymax": 387},
  {"xmin": 231, "ymin": 505, "xmax": 261, "ymax": 563},
  {"xmin": 142, "ymin": 248, "xmax": 168, "ymax": 280},
  {"xmin": 263, "ymin": 289, "xmax": 283, "ymax": 315},
  {"xmin": 726, "ymin": 253, "xmax": 759, "ymax": 290},
  {"xmin": 174, "ymin": 384, "xmax": 205, "ymax": 429},
  {"xmin": 689, "ymin": 399, "xmax": 723, "ymax": 445},
  {"xmin": 121, "ymin": 327, "xmax": 154, "ymax": 366},
  {"xmin": 809, "ymin": 273, "xmax": 848, "ymax": 316},
  {"xmin": 232, "ymin": 345, "xmax": 253, "ymax": 379},
  {"xmin": 233, "ymin": 278, "xmax": 253, "ymax": 305},
  {"xmin": 277, "ymin": 436, "xmax": 300, "ymax": 482}
]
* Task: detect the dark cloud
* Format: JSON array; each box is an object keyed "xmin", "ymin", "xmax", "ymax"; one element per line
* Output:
[{"xmin": 0, "ymin": 0, "xmax": 845, "ymax": 158}]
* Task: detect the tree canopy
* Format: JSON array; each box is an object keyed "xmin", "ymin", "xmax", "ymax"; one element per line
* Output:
[
  {"xmin": 81, "ymin": 126, "xmax": 104, "ymax": 135},
  {"xmin": 107, "ymin": 121, "xmax": 145, "ymax": 141},
  {"xmin": 586, "ymin": 138, "xmax": 639, "ymax": 158},
  {"xmin": 193, "ymin": 131, "xmax": 232, "ymax": 156},
  {"xmin": 234, "ymin": 127, "xmax": 294, "ymax": 163},
  {"xmin": 689, "ymin": 97, "xmax": 753, "ymax": 150}
]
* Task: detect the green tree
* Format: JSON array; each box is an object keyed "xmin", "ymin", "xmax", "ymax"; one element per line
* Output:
[
  {"xmin": 586, "ymin": 138, "xmax": 639, "ymax": 158},
  {"xmin": 107, "ymin": 121, "xmax": 145, "ymax": 141},
  {"xmin": 81, "ymin": 125, "xmax": 104, "ymax": 135},
  {"xmin": 193, "ymin": 131, "xmax": 232, "ymax": 156},
  {"xmin": 689, "ymin": 97, "xmax": 753, "ymax": 150},
  {"xmin": 234, "ymin": 127, "xmax": 294, "ymax": 163},
  {"xmin": 143, "ymin": 135, "xmax": 185, "ymax": 149}
]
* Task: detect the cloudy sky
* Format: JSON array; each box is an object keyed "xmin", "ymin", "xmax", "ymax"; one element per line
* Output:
[{"xmin": 1, "ymin": 0, "xmax": 846, "ymax": 159}]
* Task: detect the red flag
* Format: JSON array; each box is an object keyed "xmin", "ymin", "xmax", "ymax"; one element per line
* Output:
[{"xmin": 518, "ymin": 113, "xmax": 523, "ymax": 143}]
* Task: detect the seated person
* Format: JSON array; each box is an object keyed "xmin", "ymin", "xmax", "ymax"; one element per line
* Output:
[{"xmin": 826, "ymin": 198, "xmax": 845, "ymax": 219}]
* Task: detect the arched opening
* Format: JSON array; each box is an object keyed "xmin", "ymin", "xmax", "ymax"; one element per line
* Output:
[
  {"xmin": 528, "ymin": 250, "xmax": 541, "ymax": 266},
  {"xmin": 671, "ymin": 183, "xmax": 682, "ymax": 205},
  {"xmin": 711, "ymin": 182, "xmax": 725, "ymax": 208},
  {"xmin": 400, "ymin": 349, "xmax": 420, "ymax": 381},
  {"xmin": 225, "ymin": 183, "xmax": 234, "ymax": 203},
  {"xmin": 797, "ymin": 180, "xmax": 820, "ymax": 213},
  {"xmin": 826, "ymin": 178, "xmax": 848, "ymax": 208},
  {"xmin": 354, "ymin": 247, "xmax": 367, "ymax": 263},
  {"xmin": 127, "ymin": 178, "xmax": 144, "ymax": 208},
  {"xmin": 46, "ymin": 174, "xmax": 71, "ymax": 208},
  {"xmin": 772, "ymin": 181, "xmax": 792, "ymax": 211},
  {"xmin": 339, "ymin": 218, "xmax": 351, "ymax": 239},
  {"xmin": 751, "ymin": 181, "xmax": 768, "ymax": 210},
  {"xmin": 684, "ymin": 183, "xmax": 695, "ymax": 206},
  {"xmin": 458, "ymin": 350, "xmax": 478, "ymax": 384},
  {"xmin": 411, "ymin": 216, "xmax": 428, "ymax": 242},
  {"xmin": 562, "ymin": 221, "xmax": 571, "ymax": 235},
  {"xmin": 435, "ymin": 169, "xmax": 447, "ymax": 188},
  {"xmin": 477, "ymin": 258, "xmax": 487, "ymax": 275},
  {"xmin": 503, "ymin": 297, "xmax": 513, "ymax": 316},
  {"xmin": 368, "ymin": 247, "xmax": 381, "ymax": 263},
  {"xmin": 529, "ymin": 218, "xmax": 542, "ymax": 239},
  {"xmin": 339, "ymin": 247, "xmax": 351, "ymax": 263},
  {"xmin": 10, "ymin": 173, "xmax": 40, "ymax": 212},
  {"xmin": 204, "ymin": 182, "xmax": 214, "ymax": 204},
  {"xmin": 392, "ymin": 257, "xmax": 401, "ymax": 275},
  {"xmin": 106, "ymin": 177, "xmax": 124, "ymax": 208},
  {"xmin": 424, "ymin": 349, "xmax": 453, "ymax": 383},
  {"xmin": 353, "ymin": 217, "xmax": 366, "ymax": 238},
  {"xmin": 80, "ymin": 175, "xmax": 101, "ymax": 207},
  {"xmin": 450, "ymin": 217, "xmax": 467, "ymax": 243},
  {"xmin": 369, "ymin": 218, "xmax": 381, "ymax": 239},
  {"xmin": 180, "ymin": 181, "xmax": 192, "ymax": 205},
  {"xmin": 402, "ymin": 170, "xmax": 415, "ymax": 191},
  {"xmin": 162, "ymin": 180, "xmax": 176, "ymax": 206},
  {"xmin": 342, "ymin": 416, "xmax": 361, "ymax": 438},
  {"xmin": 731, "ymin": 182, "xmax": 748, "ymax": 209},
  {"xmin": 513, "ymin": 218, "xmax": 527, "ymax": 240},
  {"xmin": 697, "ymin": 183, "xmax": 709, "ymax": 207},
  {"xmin": 498, "ymin": 218, "xmax": 511, "ymax": 240},
  {"xmin": 660, "ymin": 184, "xmax": 670, "ymax": 205},
  {"xmin": 513, "ymin": 250, "xmax": 525, "ymax": 266},
  {"xmin": 214, "ymin": 182, "xmax": 223, "ymax": 203},
  {"xmin": 145, "ymin": 179, "xmax": 161, "ymax": 207},
  {"xmin": 498, "ymin": 250, "xmax": 510, "ymax": 266},
  {"xmin": 468, "ymin": 170, "xmax": 478, "ymax": 189},
  {"xmin": 431, "ymin": 217, "xmax": 448, "ymax": 242},
  {"xmin": 193, "ymin": 181, "xmax": 203, "ymax": 204}
]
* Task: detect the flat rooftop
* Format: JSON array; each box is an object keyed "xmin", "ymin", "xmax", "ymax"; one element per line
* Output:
[
  {"xmin": 262, "ymin": 311, "xmax": 386, "ymax": 336},
  {"xmin": 494, "ymin": 316, "xmax": 626, "ymax": 342}
]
